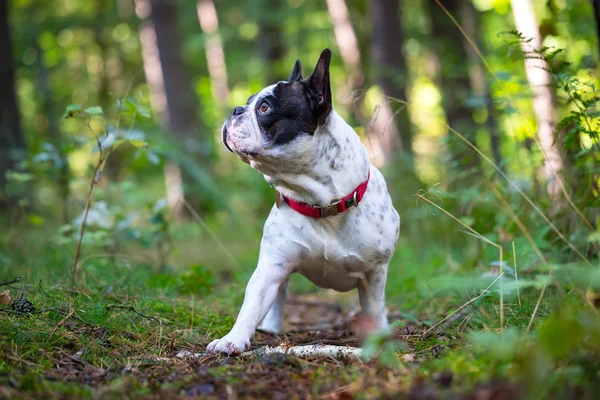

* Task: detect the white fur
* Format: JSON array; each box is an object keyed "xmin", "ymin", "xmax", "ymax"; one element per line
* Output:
[{"xmin": 209, "ymin": 107, "xmax": 400, "ymax": 355}]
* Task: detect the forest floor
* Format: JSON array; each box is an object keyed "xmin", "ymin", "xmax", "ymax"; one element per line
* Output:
[
  {"xmin": 0, "ymin": 207, "xmax": 597, "ymax": 399},
  {"xmin": 0, "ymin": 283, "xmax": 518, "ymax": 400}
]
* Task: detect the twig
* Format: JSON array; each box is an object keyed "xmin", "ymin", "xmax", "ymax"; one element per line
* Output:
[
  {"xmin": 0, "ymin": 276, "xmax": 23, "ymax": 288},
  {"xmin": 71, "ymin": 122, "xmax": 106, "ymax": 291},
  {"xmin": 527, "ymin": 277, "xmax": 550, "ymax": 333},
  {"xmin": 38, "ymin": 280, "xmax": 57, "ymax": 300}
]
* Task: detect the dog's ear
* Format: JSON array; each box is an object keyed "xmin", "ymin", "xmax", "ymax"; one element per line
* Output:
[
  {"xmin": 306, "ymin": 48, "xmax": 332, "ymax": 124},
  {"xmin": 289, "ymin": 59, "xmax": 303, "ymax": 82}
]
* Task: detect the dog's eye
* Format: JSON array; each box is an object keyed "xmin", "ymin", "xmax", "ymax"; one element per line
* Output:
[{"xmin": 258, "ymin": 101, "xmax": 270, "ymax": 114}]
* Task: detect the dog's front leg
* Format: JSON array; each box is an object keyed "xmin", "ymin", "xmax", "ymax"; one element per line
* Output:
[
  {"xmin": 207, "ymin": 257, "xmax": 291, "ymax": 355},
  {"xmin": 357, "ymin": 264, "xmax": 389, "ymax": 330},
  {"xmin": 258, "ymin": 277, "xmax": 288, "ymax": 334}
]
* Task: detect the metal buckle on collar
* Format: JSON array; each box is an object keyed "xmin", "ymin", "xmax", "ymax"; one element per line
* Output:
[
  {"xmin": 318, "ymin": 191, "xmax": 359, "ymax": 218},
  {"xmin": 319, "ymin": 200, "xmax": 341, "ymax": 218}
]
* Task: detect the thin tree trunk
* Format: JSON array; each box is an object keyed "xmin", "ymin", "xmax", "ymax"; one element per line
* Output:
[
  {"xmin": 0, "ymin": 0, "xmax": 27, "ymax": 210},
  {"xmin": 197, "ymin": 0, "xmax": 229, "ymax": 103},
  {"xmin": 135, "ymin": 0, "xmax": 203, "ymax": 219},
  {"xmin": 370, "ymin": 0, "xmax": 413, "ymax": 167},
  {"xmin": 429, "ymin": 0, "xmax": 480, "ymax": 187},
  {"xmin": 326, "ymin": 0, "xmax": 363, "ymax": 95},
  {"xmin": 592, "ymin": 0, "xmax": 600, "ymax": 58},
  {"xmin": 510, "ymin": 0, "xmax": 564, "ymax": 199},
  {"xmin": 327, "ymin": 0, "xmax": 372, "ymax": 152},
  {"xmin": 460, "ymin": 1, "xmax": 503, "ymax": 173},
  {"xmin": 257, "ymin": 0, "xmax": 286, "ymax": 82}
]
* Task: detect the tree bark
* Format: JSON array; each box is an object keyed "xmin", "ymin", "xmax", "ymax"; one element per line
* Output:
[
  {"xmin": 197, "ymin": 0, "xmax": 229, "ymax": 103},
  {"xmin": 428, "ymin": 0, "xmax": 480, "ymax": 186},
  {"xmin": 135, "ymin": 0, "xmax": 203, "ymax": 219},
  {"xmin": 510, "ymin": 0, "xmax": 564, "ymax": 198},
  {"xmin": 369, "ymin": 0, "xmax": 413, "ymax": 167},
  {"xmin": 0, "ymin": 0, "xmax": 27, "ymax": 209}
]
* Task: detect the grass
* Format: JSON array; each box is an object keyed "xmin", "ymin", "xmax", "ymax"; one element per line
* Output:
[{"xmin": 1, "ymin": 182, "xmax": 598, "ymax": 399}]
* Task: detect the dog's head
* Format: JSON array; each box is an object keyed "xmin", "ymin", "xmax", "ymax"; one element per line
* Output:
[{"xmin": 221, "ymin": 49, "xmax": 333, "ymax": 173}]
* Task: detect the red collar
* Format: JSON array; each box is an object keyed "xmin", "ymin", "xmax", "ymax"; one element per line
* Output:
[{"xmin": 278, "ymin": 172, "xmax": 370, "ymax": 218}]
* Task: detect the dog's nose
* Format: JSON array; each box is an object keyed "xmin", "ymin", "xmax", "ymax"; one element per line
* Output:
[{"xmin": 232, "ymin": 106, "xmax": 245, "ymax": 116}]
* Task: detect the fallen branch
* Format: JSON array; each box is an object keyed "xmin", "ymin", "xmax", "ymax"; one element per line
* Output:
[
  {"xmin": 172, "ymin": 344, "xmax": 363, "ymax": 362},
  {"xmin": 243, "ymin": 344, "xmax": 363, "ymax": 361}
]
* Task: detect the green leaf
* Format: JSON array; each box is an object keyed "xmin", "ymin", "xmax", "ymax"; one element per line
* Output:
[
  {"xmin": 5, "ymin": 171, "xmax": 34, "ymax": 183},
  {"xmin": 136, "ymin": 105, "xmax": 151, "ymax": 119},
  {"xmin": 84, "ymin": 106, "xmax": 104, "ymax": 115},
  {"xmin": 62, "ymin": 104, "xmax": 82, "ymax": 119},
  {"xmin": 111, "ymin": 139, "xmax": 149, "ymax": 151},
  {"xmin": 127, "ymin": 139, "xmax": 149, "ymax": 148}
]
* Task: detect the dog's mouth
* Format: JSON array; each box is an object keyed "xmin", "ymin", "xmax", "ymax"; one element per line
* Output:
[{"xmin": 221, "ymin": 126, "xmax": 234, "ymax": 153}]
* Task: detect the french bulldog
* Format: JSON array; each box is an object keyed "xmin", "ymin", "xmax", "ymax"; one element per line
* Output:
[{"xmin": 208, "ymin": 49, "xmax": 400, "ymax": 355}]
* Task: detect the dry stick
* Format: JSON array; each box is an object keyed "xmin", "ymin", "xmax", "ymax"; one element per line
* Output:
[
  {"xmin": 416, "ymin": 194, "xmax": 504, "ymax": 335},
  {"xmin": 433, "ymin": 0, "xmax": 593, "ymax": 232},
  {"xmin": 173, "ymin": 345, "xmax": 364, "ymax": 362},
  {"xmin": 513, "ymin": 241, "xmax": 521, "ymax": 306}
]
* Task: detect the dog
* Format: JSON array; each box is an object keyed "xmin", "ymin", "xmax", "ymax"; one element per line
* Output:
[{"xmin": 208, "ymin": 49, "xmax": 400, "ymax": 355}]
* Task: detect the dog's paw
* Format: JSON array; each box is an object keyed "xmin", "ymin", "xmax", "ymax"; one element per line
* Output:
[{"xmin": 206, "ymin": 336, "xmax": 250, "ymax": 355}]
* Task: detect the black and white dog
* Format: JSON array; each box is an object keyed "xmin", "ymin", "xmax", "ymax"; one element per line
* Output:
[{"xmin": 208, "ymin": 49, "xmax": 400, "ymax": 355}]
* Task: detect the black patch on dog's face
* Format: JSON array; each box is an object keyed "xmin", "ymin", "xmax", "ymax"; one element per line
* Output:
[
  {"xmin": 252, "ymin": 49, "xmax": 333, "ymax": 146},
  {"xmin": 255, "ymin": 82, "xmax": 318, "ymax": 145}
]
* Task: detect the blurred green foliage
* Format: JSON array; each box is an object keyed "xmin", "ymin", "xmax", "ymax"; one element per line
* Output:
[{"xmin": 0, "ymin": 0, "xmax": 600, "ymax": 396}]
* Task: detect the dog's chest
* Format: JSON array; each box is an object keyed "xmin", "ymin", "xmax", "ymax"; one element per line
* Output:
[{"xmin": 265, "ymin": 179, "xmax": 399, "ymax": 292}]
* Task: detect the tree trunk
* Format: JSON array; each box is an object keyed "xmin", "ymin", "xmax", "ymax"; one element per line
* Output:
[
  {"xmin": 325, "ymin": 0, "xmax": 380, "ymax": 163},
  {"xmin": 197, "ymin": 0, "xmax": 229, "ymax": 103},
  {"xmin": 257, "ymin": 0, "xmax": 286, "ymax": 82},
  {"xmin": 510, "ymin": 0, "xmax": 564, "ymax": 199},
  {"xmin": 369, "ymin": 0, "xmax": 413, "ymax": 167},
  {"xmin": 460, "ymin": 1, "xmax": 504, "ymax": 173},
  {"xmin": 592, "ymin": 0, "xmax": 600, "ymax": 58},
  {"xmin": 135, "ymin": 0, "xmax": 203, "ymax": 219},
  {"xmin": 428, "ymin": 0, "xmax": 480, "ymax": 187},
  {"xmin": 0, "ymin": 0, "xmax": 27, "ymax": 210}
]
